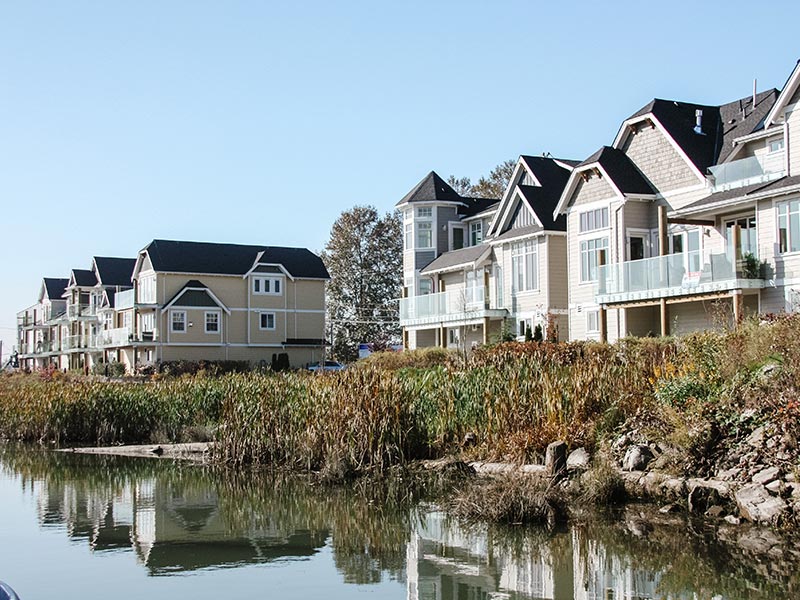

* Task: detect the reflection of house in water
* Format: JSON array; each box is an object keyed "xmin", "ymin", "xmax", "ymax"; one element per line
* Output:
[
  {"xmin": 407, "ymin": 513, "xmax": 697, "ymax": 600},
  {"xmin": 34, "ymin": 476, "xmax": 328, "ymax": 575},
  {"xmin": 407, "ymin": 511, "xmax": 572, "ymax": 600}
]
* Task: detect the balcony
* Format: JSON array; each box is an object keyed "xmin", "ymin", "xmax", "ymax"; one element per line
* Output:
[
  {"xmin": 115, "ymin": 289, "xmax": 135, "ymax": 310},
  {"xmin": 708, "ymin": 153, "xmax": 785, "ymax": 192},
  {"xmin": 67, "ymin": 304, "xmax": 96, "ymax": 319},
  {"xmin": 596, "ymin": 251, "xmax": 767, "ymax": 305},
  {"xmin": 97, "ymin": 327, "xmax": 159, "ymax": 347},
  {"xmin": 399, "ymin": 288, "xmax": 507, "ymax": 327}
]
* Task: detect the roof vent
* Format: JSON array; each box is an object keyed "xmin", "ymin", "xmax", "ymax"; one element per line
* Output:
[{"xmin": 694, "ymin": 109, "xmax": 705, "ymax": 135}]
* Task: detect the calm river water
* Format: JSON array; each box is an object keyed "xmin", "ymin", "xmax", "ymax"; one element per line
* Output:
[{"xmin": 1, "ymin": 446, "xmax": 798, "ymax": 599}]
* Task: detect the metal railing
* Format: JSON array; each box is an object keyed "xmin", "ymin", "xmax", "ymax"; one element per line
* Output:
[
  {"xmin": 708, "ymin": 153, "xmax": 785, "ymax": 192},
  {"xmin": 596, "ymin": 251, "xmax": 766, "ymax": 303}
]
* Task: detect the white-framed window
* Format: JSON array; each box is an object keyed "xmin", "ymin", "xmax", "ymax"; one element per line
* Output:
[
  {"xmin": 579, "ymin": 207, "xmax": 609, "ymax": 233},
  {"xmin": 448, "ymin": 328, "xmax": 460, "ymax": 345},
  {"xmin": 768, "ymin": 138, "xmax": 785, "ymax": 154},
  {"xmin": 419, "ymin": 278, "xmax": 433, "ymax": 295},
  {"xmin": 417, "ymin": 207, "xmax": 432, "ymax": 218},
  {"xmin": 170, "ymin": 310, "xmax": 186, "ymax": 333},
  {"xmin": 778, "ymin": 199, "xmax": 800, "ymax": 254},
  {"xmin": 580, "ymin": 237, "xmax": 609, "ymax": 283},
  {"xmin": 416, "ymin": 222, "xmax": 433, "ymax": 248},
  {"xmin": 586, "ymin": 310, "xmax": 600, "ymax": 333},
  {"xmin": 259, "ymin": 312, "xmax": 276, "ymax": 330},
  {"xmin": 511, "ymin": 240, "xmax": 538, "ymax": 292},
  {"xmin": 205, "ymin": 311, "xmax": 220, "ymax": 334},
  {"xmin": 253, "ymin": 276, "xmax": 283, "ymax": 295},
  {"xmin": 404, "ymin": 223, "xmax": 413, "ymax": 250},
  {"xmin": 470, "ymin": 221, "xmax": 483, "ymax": 246}
]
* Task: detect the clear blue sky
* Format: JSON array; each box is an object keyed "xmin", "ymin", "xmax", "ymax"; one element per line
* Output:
[{"xmin": 2, "ymin": 0, "xmax": 800, "ymax": 358}]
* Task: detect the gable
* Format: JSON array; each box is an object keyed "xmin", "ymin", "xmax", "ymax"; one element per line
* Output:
[
  {"xmin": 508, "ymin": 198, "xmax": 537, "ymax": 231},
  {"xmin": 569, "ymin": 173, "xmax": 617, "ymax": 208},
  {"xmin": 620, "ymin": 122, "xmax": 700, "ymax": 191}
]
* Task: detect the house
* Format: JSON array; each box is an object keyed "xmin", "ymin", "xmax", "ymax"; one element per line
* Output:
[
  {"xmin": 16, "ymin": 239, "xmax": 330, "ymax": 372},
  {"xmin": 398, "ymin": 156, "xmax": 576, "ymax": 349},
  {"xmin": 555, "ymin": 60, "xmax": 800, "ymax": 342}
]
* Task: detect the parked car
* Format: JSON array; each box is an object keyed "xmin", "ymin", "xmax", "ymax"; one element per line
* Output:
[{"xmin": 307, "ymin": 360, "xmax": 346, "ymax": 372}]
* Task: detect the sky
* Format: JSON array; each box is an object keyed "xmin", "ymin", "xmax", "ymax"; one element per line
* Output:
[{"xmin": 2, "ymin": 0, "xmax": 800, "ymax": 360}]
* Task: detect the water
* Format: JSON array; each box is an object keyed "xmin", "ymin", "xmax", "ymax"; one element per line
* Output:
[{"xmin": 1, "ymin": 446, "xmax": 798, "ymax": 599}]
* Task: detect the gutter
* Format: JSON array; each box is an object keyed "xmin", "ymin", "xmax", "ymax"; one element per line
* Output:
[{"xmin": 674, "ymin": 183, "xmax": 800, "ymax": 218}]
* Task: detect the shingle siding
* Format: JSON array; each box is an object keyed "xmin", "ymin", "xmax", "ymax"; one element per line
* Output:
[{"xmin": 621, "ymin": 123, "xmax": 699, "ymax": 192}]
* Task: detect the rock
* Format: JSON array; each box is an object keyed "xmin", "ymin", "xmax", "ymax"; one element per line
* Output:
[
  {"xmin": 736, "ymin": 528, "xmax": 783, "ymax": 554},
  {"xmin": 612, "ymin": 432, "xmax": 632, "ymax": 452},
  {"xmin": 687, "ymin": 482, "xmax": 727, "ymax": 514},
  {"xmin": 765, "ymin": 480, "xmax": 783, "ymax": 495},
  {"xmin": 724, "ymin": 515, "xmax": 741, "ymax": 525},
  {"xmin": 545, "ymin": 441, "xmax": 567, "ymax": 478},
  {"xmin": 622, "ymin": 445, "xmax": 655, "ymax": 472},
  {"xmin": 659, "ymin": 503, "xmax": 682, "ymax": 514},
  {"xmin": 786, "ymin": 472, "xmax": 796, "ymax": 483},
  {"xmin": 705, "ymin": 505, "xmax": 726, "ymax": 518},
  {"xmin": 746, "ymin": 426, "xmax": 765, "ymax": 448},
  {"xmin": 752, "ymin": 466, "xmax": 781, "ymax": 486},
  {"xmin": 734, "ymin": 483, "xmax": 788, "ymax": 524},
  {"xmin": 716, "ymin": 467, "xmax": 742, "ymax": 481},
  {"xmin": 566, "ymin": 447, "xmax": 590, "ymax": 471}
]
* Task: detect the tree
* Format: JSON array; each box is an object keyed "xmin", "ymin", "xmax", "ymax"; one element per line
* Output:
[
  {"xmin": 447, "ymin": 159, "xmax": 516, "ymax": 199},
  {"xmin": 321, "ymin": 206, "xmax": 402, "ymax": 362}
]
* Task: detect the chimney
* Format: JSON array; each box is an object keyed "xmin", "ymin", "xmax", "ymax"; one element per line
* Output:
[{"xmin": 694, "ymin": 109, "xmax": 705, "ymax": 135}]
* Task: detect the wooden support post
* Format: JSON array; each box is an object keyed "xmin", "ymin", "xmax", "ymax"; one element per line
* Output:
[
  {"xmin": 660, "ymin": 298, "xmax": 668, "ymax": 337},
  {"xmin": 658, "ymin": 205, "xmax": 668, "ymax": 256},
  {"xmin": 732, "ymin": 224, "xmax": 742, "ymax": 276},
  {"xmin": 402, "ymin": 328, "xmax": 408, "ymax": 350},
  {"xmin": 598, "ymin": 248, "xmax": 608, "ymax": 342},
  {"xmin": 440, "ymin": 325, "xmax": 447, "ymax": 348},
  {"xmin": 483, "ymin": 317, "xmax": 490, "ymax": 345},
  {"xmin": 732, "ymin": 291, "xmax": 743, "ymax": 326}
]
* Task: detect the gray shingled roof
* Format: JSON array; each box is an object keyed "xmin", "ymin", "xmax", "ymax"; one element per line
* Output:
[
  {"xmin": 420, "ymin": 244, "xmax": 490, "ymax": 274},
  {"xmin": 165, "ymin": 280, "xmax": 225, "ymax": 309},
  {"xmin": 492, "ymin": 224, "xmax": 542, "ymax": 242},
  {"xmin": 579, "ymin": 146, "xmax": 655, "ymax": 195},
  {"xmin": 71, "ymin": 269, "xmax": 97, "ymax": 288},
  {"xmin": 43, "ymin": 278, "xmax": 69, "ymax": 300},
  {"xmin": 397, "ymin": 171, "xmax": 463, "ymax": 206},
  {"xmin": 144, "ymin": 239, "xmax": 329, "ymax": 279},
  {"xmin": 94, "ymin": 257, "xmax": 136, "ymax": 287}
]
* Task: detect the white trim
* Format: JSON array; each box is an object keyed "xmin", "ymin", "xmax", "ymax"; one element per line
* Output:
[
  {"xmin": 613, "ymin": 114, "xmax": 706, "ymax": 183},
  {"xmin": 258, "ymin": 311, "xmax": 277, "ymax": 330},
  {"xmin": 675, "ymin": 183, "xmax": 800, "ymax": 217},
  {"xmin": 488, "ymin": 229, "xmax": 552, "ymax": 246},
  {"xmin": 204, "ymin": 310, "xmax": 221, "ymax": 334},
  {"xmin": 169, "ymin": 309, "xmax": 187, "ymax": 334},
  {"xmin": 163, "ymin": 286, "xmax": 231, "ymax": 315},
  {"xmin": 554, "ymin": 163, "xmax": 626, "ymax": 218},
  {"xmin": 242, "ymin": 257, "xmax": 295, "ymax": 281},
  {"xmin": 228, "ymin": 307, "xmax": 325, "ymax": 314},
  {"xmin": 252, "ymin": 274, "xmax": 285, "ymax": 296},
  {"xmin": 766, "ymin": 63, "xmax": 800, "ymax": 126}
]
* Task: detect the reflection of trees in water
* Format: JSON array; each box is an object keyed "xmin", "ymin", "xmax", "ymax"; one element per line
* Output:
[{"xmin": 3, "ymin": 446, "xmax": 800, "ymax": 597}]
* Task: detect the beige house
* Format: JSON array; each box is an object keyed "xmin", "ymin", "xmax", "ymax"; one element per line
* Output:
[
  {"xmin": 555, "ymin": 60, "xmax": 800, "ymax": 341},
  {"xmin": 16, "ymin": 239, "xmax": 330, "ymax": 372},
  {"xmin": 398, "ymin": 156, "xmax": 575, "ymax": 349}
]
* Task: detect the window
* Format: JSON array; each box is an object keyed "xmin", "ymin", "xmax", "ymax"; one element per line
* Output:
[
  {"xmin": 725, "ymin": 216, "xmax": 757, "ymax": 258},
  {"xmin": 416, "ymin": 222, "xmax": 432, "ymax": 248},
  {"xmin": 417, "ymin": 207, "xmax": 432, "ymax": 218},
  {"xmin": 451, "ymin": 227, "xmax": 464, "ymax": 251},
  {"xmin": 586, "ymin": 310, "xmax": 600, "ymax": 333},
  {"xmin": 511, "ymin": 240, "xmax": 538, "ymax": 292},
  {"xmin": 253, "ymin": 276, "xmax": 283, "ymax": 295},
  {"xmin": 259, "ymin": 312, "xmax": 276, "ymax": 330},
  {"xmin": 470, "ymin": 221, "xmax": 483, "ymax": 246},
  {"xmin": 580, "ymin": 237, "xmax": 609, "ymax": 282},
  {"xmin": 419, "ymin": 278, "xmax": 432, "ymax": 295},
  {"xmin": 205, "ymin": 311, "xmax": 220, "ymax": 333},
  {"xmin": 768, "ymin": 138, "xmax": 785, "ymax": 154},
  {"xmin": 170, "ymin": 310, "xmax": 186, "ymax": 333},
  {"xmin": 778, "ymin": 200, "xmax": 800, "ymax": 254},
  {"xmin": 448, "ymin": 328, "xmax": 460, "ymax": 345},
  {"xmin": 404, "ymin": 223, "xmax": 412, "ymax": 250},
  {"xmin": 579, "ymin": 207, "xmax": 609, "ymax": 233}
]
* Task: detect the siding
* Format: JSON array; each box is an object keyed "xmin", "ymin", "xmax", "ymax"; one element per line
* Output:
[
  {"xmin": 621, "ymin": 122, "xmax": 699, "ymax": 191},
  {"xmin": 437, "ymin": 205, "xmax": 459, "ymax": 255},
  {"xmin": 787, "ymin": 106, "xmax": 800, "ymax": 178},
  {"xmin": 570, "ymin": 173, "xmax": 616, "ymax": 206},
  {"xmin": 547, "ymin": 235, "xmax": 568, "ymax": 309}
]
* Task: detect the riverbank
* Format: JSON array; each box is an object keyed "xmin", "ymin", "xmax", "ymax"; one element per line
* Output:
[{"xmin": 2, "ymin": 313, "xmax": 799, "ymax": 528}]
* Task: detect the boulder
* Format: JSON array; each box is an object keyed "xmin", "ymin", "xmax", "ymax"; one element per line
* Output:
[
  {"xmin": 752, "ymin": 466, "xmax": 781, "ymax": 486},
  {"xmin": 545, "ymin": 441, "xmax": 567, "ymax": 478},
  {"xmin": 746, "ymin": 426, "xmax": 765, "ymax": 448},
  {"xmin": 566, "ymin": 447, "xmax": 590, "ymax": 471},
  {"xmin": 734, "ymin": 483, "xmax": 787, "ymax": 524},
  {"xmin": 765, "ymin": 480, "xmax": 783, "ymax": 495},
  {"xmin": 622, "ymin": 445, "xmax": 655, "ymax": 472},
  {"xmin": 659, "ymin": 503, "xmax": 682, "ymax": 514},
  {"xmin": 688, "ymin": 483, "xmax": 726, "ymax": 514},
  {"xmin": 724, "ymin": 515, "xmax": 741, "ymax": 525},
  {"xmin": 705, "ymin": 505, "xmax": 726, "ymax": 518}
]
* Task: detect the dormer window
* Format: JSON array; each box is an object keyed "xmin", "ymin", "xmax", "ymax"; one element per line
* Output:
[
  {"xmin": 417, "ymin": 207, "xmax": 432, "ymax": 218},
  {"xmin": 253, "ymin": 276, "xmax": 283, "ymax": 295}
]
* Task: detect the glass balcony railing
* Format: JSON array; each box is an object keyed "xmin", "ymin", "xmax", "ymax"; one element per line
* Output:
[
  {"xmin": 115, "ymin": 289, "xmax": 135, "ymax": 310},
  {"xmin": 708, "ymin": 153, "xmax": 785, "ymax": 192},
  {"xmin": 596, "ymin": 251, "xmax": 766, "ymax": 304},
  {"xmin": 399, "ymin": 287, "xmax": 498, "ymax": 324}
]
